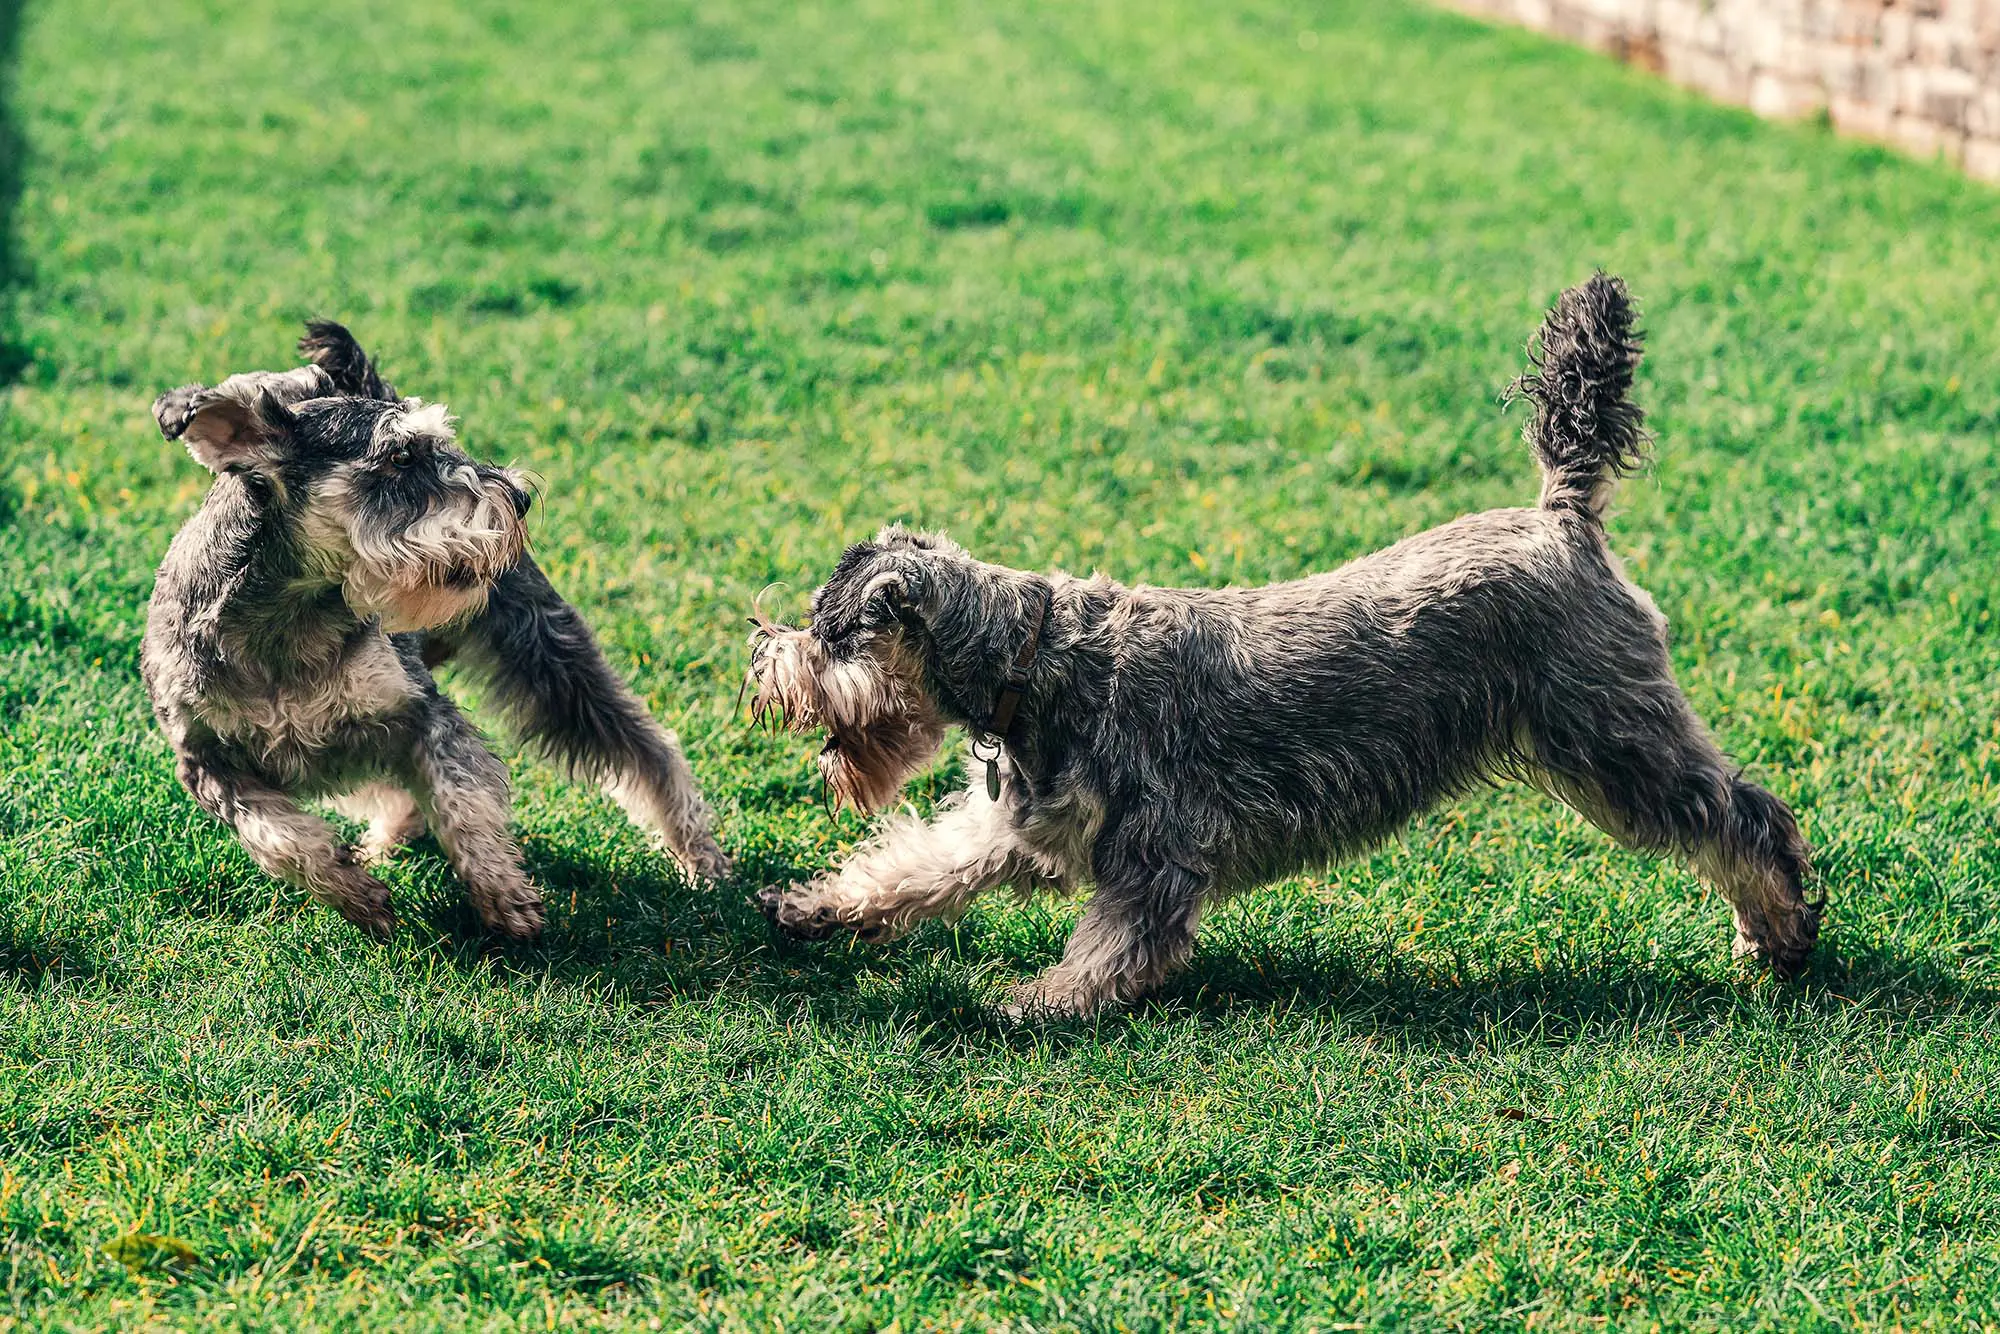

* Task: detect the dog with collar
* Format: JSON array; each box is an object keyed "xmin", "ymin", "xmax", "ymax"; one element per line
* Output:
[
  {"xmin": 142, "ymin": 323, "xmax": 728, "ymax": 940},
  {"xmin": 747, "ymin": 275, "xmax": 1821, "ymax": 1016}
]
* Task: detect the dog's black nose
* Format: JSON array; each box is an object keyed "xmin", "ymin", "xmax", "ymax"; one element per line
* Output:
[{"xmin": 509, "ymin": 483, "xmax": 532, "ymax": 518}]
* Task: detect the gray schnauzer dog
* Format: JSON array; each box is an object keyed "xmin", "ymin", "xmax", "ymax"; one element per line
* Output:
[
  {"xmin": 141, "ymin": 323, "xmax": 727, "ymax": 941},
  {"xmin": 749, "ymin": 275, "xmax": 1820, "ymax": 1017}
]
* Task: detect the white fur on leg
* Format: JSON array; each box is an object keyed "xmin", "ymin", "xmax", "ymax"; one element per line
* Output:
[
  {"xmin": 771, "ymin": 786, "xmax": 1056, "ymax": 940},
  {"xmin": 330, "ymin": 782, "xmax": 426, "ymax": 864}
]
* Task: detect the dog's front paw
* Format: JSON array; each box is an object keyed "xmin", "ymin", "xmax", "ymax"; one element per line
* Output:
[
  {"xmin": 998, "ymin": 973, "xmax": 1109, "ymax": 1023},
  {"xmin": 756, "ymin": 885, "xmax": 852, "ymax": 942},
  {"xmin": 479, "ymin": 887, "xmax": 547, "ymax": 944},
  {"xmin": 684, "ymin": 837, "xmax": 733, "ymax": 883},
  {"xmin": 1734, "ymin": 896, "xmax": 1822, "ymax": 979},
  {"xmin": 322, "ymin": 858, "xmax": 398, "ymax": 941}
]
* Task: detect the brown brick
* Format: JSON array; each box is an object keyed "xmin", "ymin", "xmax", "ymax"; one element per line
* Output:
[{"xmin": 1437, "ymin": 0, "xmax": 2000, "ymax": 183}]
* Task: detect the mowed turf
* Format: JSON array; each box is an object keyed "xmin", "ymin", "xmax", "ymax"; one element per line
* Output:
[{"xmin": 3, "ymin": 0, "xmax": 1999, "ymax": 1327}]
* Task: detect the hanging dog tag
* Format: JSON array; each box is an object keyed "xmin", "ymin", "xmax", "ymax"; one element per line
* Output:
[
  {"xmin": 973, "ymin": 588, "xmax": 1046, "ymax": 807},
  {"xmin": 971, "ymin": 733, "xmax": 1002, "ymax": 802}
]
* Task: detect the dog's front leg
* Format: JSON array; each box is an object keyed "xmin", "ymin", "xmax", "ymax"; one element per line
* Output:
[
  {"xmin": 1006, "ymin": 861, "xmax": 1207, "ymax": 1019},
  {"xmin": 406, "ymin": 706, "xmax": 545, "ymax": 942},
  {"xmin": 445, "ymin": 559, "xmax": 730, "ymax": 883},
  {"xmin": 761, "ymin": 791, "xmax": 1045, "ymax": 942},
  {"xmin": 176, "ymin": 754, "xmax": 397, "ymax": 939}
]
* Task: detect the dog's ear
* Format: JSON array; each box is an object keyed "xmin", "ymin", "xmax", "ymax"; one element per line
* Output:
[
  {"xmin": 299, "ymin": 319, "xmax": 399, "ymax": 402},
  {"xmin": 154, "ymin": 365, "xmax": 333, "ymax": 473},
  {"xmin": 155, "ymin": 382, "xmax": 297, "ymax": 474},
  {"xmin": 872, "ymin": 522, "xmax": 962, "ymax": 557},
  {"xmin": 810, "ymin": 544, "xmax": 935, "ymax": 650},
  {"xmin": 858, "ymin": 566, "xmax": 915, "ymax": 615}
]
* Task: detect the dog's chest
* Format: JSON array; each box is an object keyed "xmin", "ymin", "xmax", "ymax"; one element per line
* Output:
[{"xmin": 199, "ymin": 632, "xmax": 420, "ymax": 759}]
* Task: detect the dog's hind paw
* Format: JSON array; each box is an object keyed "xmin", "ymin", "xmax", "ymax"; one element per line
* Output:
[{"xmin": 756, "ymin": 885, "xmax": 866, "ymax": 942}]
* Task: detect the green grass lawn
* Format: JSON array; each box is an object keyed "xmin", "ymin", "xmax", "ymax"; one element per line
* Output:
[{"xmin": 4, "ymin": 0, "xmax": 2000, "ymax": 1327}]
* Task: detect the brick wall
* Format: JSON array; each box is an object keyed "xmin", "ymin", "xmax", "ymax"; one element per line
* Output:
[{"xmin": 1444, "ymin": 1, "xmax": 2000, "ymax": 180}]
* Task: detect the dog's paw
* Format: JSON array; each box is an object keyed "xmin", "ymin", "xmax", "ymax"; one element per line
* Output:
[
  {"xmin": 353, "ymin": 836, "xmax": 402, "ymax": 868},
  {"xmin": 685, "ymin": 837, "xmax": 733, "ymax": 883},
  {"xmin": 480, "ymin": 888, "xmax": 547, "ymax": 944},
  {"xmin": 324, "ymin": 861, "xmax": 398, "ymax": 941},
  {"xmin": 997, "ymin": 975, "xmax": 1107, "ymax": 1023},
  {"xmin": 755, "ymin": 885, "xmax": 846, "ymax": 942},
  {"xmin": 1734, "ymin": 897, "xmax": 1823, "ymax": 979}
]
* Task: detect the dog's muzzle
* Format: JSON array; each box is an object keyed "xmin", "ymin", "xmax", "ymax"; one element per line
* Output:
[
  {"xmin": 344, "ymin": 473, "xmax": 529, "ymax": 632},
  {"xmin": 744, "ymin": 621, "xmax": 949, "ymax": 813}
]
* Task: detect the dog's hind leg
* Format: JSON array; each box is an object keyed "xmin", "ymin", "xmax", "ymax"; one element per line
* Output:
[
  {"xmin": 405, "ymin": 704, "xmax": 545, "ymax": 942},
  {"xmin": 761, "ymin": 786, "xmax": 1049, "ymax": 942},
  {"xmin": 178, "ymin": 754, "xmax": 397, "ymax": 939},
  {"xmin": 330, "ymin": 782, "xmax": 426, "ymax": 864},
  {"xmin": 1529, "ymin": 679, "xmax": 1820, "ymax": 976},
  {"xmin": 436, "ymin": 558, "xmax": 728, "ymax": 882}
]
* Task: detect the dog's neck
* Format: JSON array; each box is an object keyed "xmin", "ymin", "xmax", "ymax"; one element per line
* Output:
[
  {"xmin": 915, "ymin": 566, "xmax": 1054, "ymax": 740},
  {"xmin": 977, "ymin": 581, "xmax": 1048, "ymax": 741},
  {"xmin": 195, "ymin": 475, "xmax": 369, "ymax": 683}
]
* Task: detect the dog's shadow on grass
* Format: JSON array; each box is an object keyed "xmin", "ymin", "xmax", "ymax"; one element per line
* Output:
[
  {"xmin": 1152, "ymin": 933, "xmax": 1998, "ymax": 1048},
  {"xmin": 0, "ymin": 920, "xmax": 108, "ymax": 992},
  {"xmin": 427, "ymin": 846, "xmax": 2000, "ymax": 1055},
  {"xmin": 473, "ymin": 838, "xmax": 901, "ymax": 998}
]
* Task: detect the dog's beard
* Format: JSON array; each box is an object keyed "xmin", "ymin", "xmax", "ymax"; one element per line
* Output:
[
  {"xmin": 748, "ymin": 622, "xmax": 947, "ymax": 813},
  {"xmin": 305, "ymin": 472, "xmax": 528, "ymax": 633},
  {"xmin": 344, "ymin": 569, "xmax": 494, "ymax": 634}
]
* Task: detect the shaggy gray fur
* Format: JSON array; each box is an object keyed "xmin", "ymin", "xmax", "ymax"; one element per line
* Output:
[
  {"xmin": 750, "ymin": 275, "xmax": 1821, "ymax": 1017},
  {"xmin": 142, "ymin": 324, "xmax": 726, "ymax": 940}
]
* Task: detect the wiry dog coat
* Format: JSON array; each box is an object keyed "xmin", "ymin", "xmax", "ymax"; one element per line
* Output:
[{"xmin": 750, "ymin": 275, "xmax": 1821, "ymax": 1016}]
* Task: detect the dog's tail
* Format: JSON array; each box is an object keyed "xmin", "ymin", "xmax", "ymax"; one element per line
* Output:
[{"xmin": 1509, "ymin": 272, "xmax": 1651, "ymax": 522}]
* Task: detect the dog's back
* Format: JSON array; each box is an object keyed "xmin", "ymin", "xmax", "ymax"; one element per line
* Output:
[{"xmin": 1079, "ymin": 277, "xmax": 1676, "ymax": 878}]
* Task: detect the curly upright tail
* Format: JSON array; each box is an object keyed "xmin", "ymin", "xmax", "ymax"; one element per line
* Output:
[{"xmin": 1511, "ymin": 273, "xmax": 1651, "ymax": 521}]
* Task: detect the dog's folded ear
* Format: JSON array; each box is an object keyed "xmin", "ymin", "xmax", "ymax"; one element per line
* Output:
[
  {"xmin": 299, "ymin": 320, "xmax": 399, "ymax": 402},
  {"xmin": 156, "ymin": 375, "xmax": 310, "ymax": 474},
  {"xmin": 154, "ymin": 365, "xmax": 333, "ymax": 472},
  {"xmin": 165, "ymin": 389, "xmax": 292, "ymax": 474},
  {"xmin": 806, "ymin": 543, "xmax": 939, "ymax": 652},
  {"xmin": 151, "ymin": 384, "xmax": 210, "ymax": 443},
  {"xmin": 859, "ymin": 567, "xmax": 914, "ymax": 614},
  {"xmin": 857, "ymin": 555, "xmax": 942, "ymax": 630}
]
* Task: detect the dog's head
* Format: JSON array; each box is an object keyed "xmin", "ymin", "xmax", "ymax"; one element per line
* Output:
[
  {"xmin": 749, "ymin": 525, "xmax": 1013, "ymax": 813},
  {"xmin": 153, "ymin": 325, "xmax": 531, "ymax": 633}
]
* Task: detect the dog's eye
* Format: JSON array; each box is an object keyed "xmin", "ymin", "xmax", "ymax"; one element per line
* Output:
[{"xmin": 388, "ymin": 446, "xmax": 414, "ymax": 469}]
